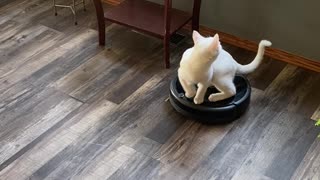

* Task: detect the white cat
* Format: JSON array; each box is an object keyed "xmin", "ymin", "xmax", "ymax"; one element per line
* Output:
[{"xmin": 178, "ymin": 31, "xmax": 272, "ymax": 104}]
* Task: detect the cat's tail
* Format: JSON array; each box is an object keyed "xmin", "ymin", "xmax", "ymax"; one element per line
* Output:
[{"xmin": 236, "ymin": 40, "xmax": 272, "ymax": 74}]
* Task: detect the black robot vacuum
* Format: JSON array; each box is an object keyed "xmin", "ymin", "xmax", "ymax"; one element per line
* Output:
[{"xmin": 169, "ymin": 75, "xmax": 251, "ymax": 124}]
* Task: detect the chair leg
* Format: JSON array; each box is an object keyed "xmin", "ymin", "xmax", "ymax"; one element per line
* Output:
[
  {"xmin": 192, "ymin": 0, "xmax": 201, "ymax": 31},
  {"xmin": 98, "ymin": 23, "xmax": 106, "ymax": 46},
  {"xmin": 93, "ymin": 0, "xmax": 106, "ymax": 46},
  {"xmin": 192, "ymin": 20, "xmax": 199, "ymax": 31},
  {"xmin": 164, "ymin": 35, "xmax": 170, "ymax": 69},
  {"xmin": 73, "ymin": 0, "xmax": 78, "ymax": 25},
  {"xmin": 53, "ymin": 0, "xmax": 57, "ymax": 16},
  {"xmin": 83, "ymin": 0, "xmax": 86, "ymax": 11},
  {"xmin": 192, "ymin": 13, "xmax": 200, "ymax": 31}
]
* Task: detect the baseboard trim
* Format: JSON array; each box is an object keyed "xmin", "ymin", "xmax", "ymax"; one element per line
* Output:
[
  {"xmin": 101, "ymin": 0, "xmax": 320, "ymax": 72},
  {"xmin": 191, "ymin": 25, "xmax": 320, "ymax": 72},
  {"xmin": 102, "ymin": 0, "xmax": 121, "ymax": 5}
]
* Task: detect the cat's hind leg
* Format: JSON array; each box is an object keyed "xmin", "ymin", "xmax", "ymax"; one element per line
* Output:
[
  {"xmin": 209, "ymin": 79, "xmax": 236, "ymax": 102},
  {"xmin": 178, "ymin": 77, "xmax": 196, "ymax": 98}
]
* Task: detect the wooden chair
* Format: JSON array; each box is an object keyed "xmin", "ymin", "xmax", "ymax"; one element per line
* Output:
[{"xmin": 92, "ymin": 0, "xmax": 202, "ymax": 68}]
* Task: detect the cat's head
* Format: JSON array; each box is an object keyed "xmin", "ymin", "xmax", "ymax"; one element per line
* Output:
[{"xmin": 192, "ymin": 31, "xmax": 221, "ymax": 61}]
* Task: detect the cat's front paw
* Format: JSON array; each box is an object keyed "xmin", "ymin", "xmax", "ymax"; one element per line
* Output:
[
  {"xmin": 185, "ymin": 91, "xmax": 196, "ymax": 98},
  {"xmin": 194, "ymin": 97, "xmax": 204, "ymax": 104}
]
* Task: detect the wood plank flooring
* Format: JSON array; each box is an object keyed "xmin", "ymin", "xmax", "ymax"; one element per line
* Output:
[{"xmin": 0, "ymin": 1, "xmax": 320, "ymax": 180}]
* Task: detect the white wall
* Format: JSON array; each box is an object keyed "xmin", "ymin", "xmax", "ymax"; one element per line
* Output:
[{"xmin": 150, "ymin": 0, "xmax": 320, "ymax": 61}]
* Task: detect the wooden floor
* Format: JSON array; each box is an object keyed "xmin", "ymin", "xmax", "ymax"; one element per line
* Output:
[{"xmin": 1, "ymin": 1, "xmax": 320, "ymax": 180}]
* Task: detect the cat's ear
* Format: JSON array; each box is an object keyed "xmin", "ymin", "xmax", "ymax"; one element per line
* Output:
[
  {"xmin": 210, "ymin": 34, "xmax": 220, "ymax": 51},
  {"xmin": 192, "ymin": 30, "xmax": 202, "ymax": 45}
]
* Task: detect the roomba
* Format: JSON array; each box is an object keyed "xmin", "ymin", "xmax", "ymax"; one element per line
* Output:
[{"xmin": 169, "ymin": 75, "xmax": 251, "ymax": 124}]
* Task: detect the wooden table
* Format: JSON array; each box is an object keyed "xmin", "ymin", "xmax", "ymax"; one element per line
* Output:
[{"xmin": 93, "ymin": 0, "xmax": 202, "ymax": 68}]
